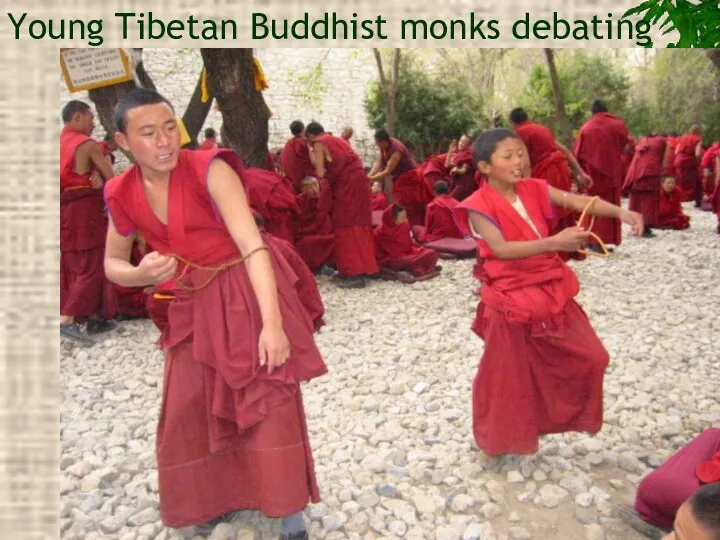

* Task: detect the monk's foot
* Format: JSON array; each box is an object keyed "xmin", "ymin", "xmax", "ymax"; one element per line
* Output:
[
  {"xmin": 641, "ymin": 227, "xmax": 656, "ymax": 238},
  {"xmin": 337, "ymin": 276, "xmax": 366, "ymax": 289},
  {"xmin": 316, "ymin": 265, "xmax": 336, "ymax": 277},
  {"xmin": 86, "ymin": 319, "xmax": 117, "ymax": 335},
  {"xmin": 60, "ymin": 323, "xmax": 96, "ymax": 345}
]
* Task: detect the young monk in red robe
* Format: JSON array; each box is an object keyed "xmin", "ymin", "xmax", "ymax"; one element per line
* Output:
[
  {"xmin": 60, "ymin": 100, "xmax": 118, "ymax": 344},
  {"xmin": 374, "ymin": 205, "xmax": 440, "ymax": 276},
  {"xmin": 305, "ymin": 122, "xmax": 379, "ymax": 288},
  {"xmin": 673, "ymin": 125, "xmax": 704, "ymax": 206},
  {"xmin": 99, "ymin": 134, "xmax": 118, "ymax": 165},
  {"xmin": 102, "ymin": 236, "xmax": 150, "ymax": 321},
  {"xmin": 510, "ymin": 108, "xmax": 593, "ymax": 260},
  {"xmin": 103, "ymin": 89, "xmax": 327, "ymax": 539},
  {"xmin": 418, "ymin": 181, "xmax": 464, "ymax": 243},
  {"xmin": 368, "ymin": 129, "xmax": 434, "ymax": 227},
  {"xmin": 573, "ymin": 100, "xmax": 631, "ymax": 251},
  {"xmin": 699, "ymin": 141, "xmax": 719, "ymax": 209},
  {"xmin": 623, "ymin": 134, "xmax": 671, "ymax": 237},
  {"xmin": 620, "ymin": 135, "xmax": 636, "ymax": 195},
  {"xmin": 243, "ymin": 167, "xmax": 300, "ymax": 244},
  {"xmin": 447, "ymin": 135, "xmax": 479, "ymax": 201},
  {"xmin": 294, "ymin": 176, "xmax": 335, "ymax": 274},
  {"xmin": 371, "ymin": 181, "xmax": 389, "ymax": 211},
  {"xmin": 657, "ymin": 176, "xmax": 691, "ymax": 230},
  {"xmin": 280, "ymin": 121, "xmax": 315, "ymax": 192},
  {"xmin": 198, "ymin": 127, "xmax": 218, "ymax": 150},
  {"xmin": 453, "ymin": 128, "xmax": 643, "ymax": 458},
  {"xmin": 419, "ymin": 151, "xmax": 449, "ymax": 189}
]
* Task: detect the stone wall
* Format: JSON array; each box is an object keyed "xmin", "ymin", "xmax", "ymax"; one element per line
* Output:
[{"xmin": 59, "ymin": 48, "xmax": 381, "ymax": 171}]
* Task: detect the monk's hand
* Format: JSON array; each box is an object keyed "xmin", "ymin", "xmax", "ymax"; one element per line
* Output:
[
  {"xmin": 619, "ymin": 209, "xmax": 644, "ymax": 237},
  {"xmin": 448, "ymin": 140, "xmax": 458, "ymax": 153},
  {"xmin": 552, "ymin": 226, "xmax": 592, "ymax": 252},
  {"xmin": 138, "ymin": 251, "xmax": 177, "ymax": 285},
  {"xmin": 89, "ymin": 172, "xmax": 103, "ymax": 190},
  {"xmin": 258, "ymin": 323, "xmax": 290, "ymax": 375}
]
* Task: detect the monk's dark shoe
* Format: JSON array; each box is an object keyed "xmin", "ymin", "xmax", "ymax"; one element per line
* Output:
[
  {"xmin": 588, "ymin": 244, "xmax": 614, "ymax": 254},
  {"xmin": 435, "ymin": 265, "xmax": 443, "ymax": 272},
  {"xmin": 279, "ymin": 532, "xmax": 309, "ymax": 540},
  {"xmin": 642, "ymin": 227, "xmax": 656, "ymax": 238},
  {"xmin": 86, "ymin": 319, "xmax": 117, "ymax": 335},
  {"xmin": 60, "ymin": 323, "xmax": 96, "ymax": 345},
  {"xmin": 316, "ymin": 265, "xmax": 336, "ymax": 277},
  {"xmin": 337, "ymin": 276, "xmax": 366, "ymax": 289}
]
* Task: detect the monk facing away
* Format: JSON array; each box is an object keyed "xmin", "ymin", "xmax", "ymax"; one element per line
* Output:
[
  {"xmin": 623, "ymin": 133, "xmax": 671, "ymax": 238},
  {"xmin": 418, "ymin": 181, "xmax": 464, "ymax": 243},
  {"xmin": 60, "ymin": 100, "xmax": 118, "ymax": 344},
  {"xmin": 198, "ymin": 127, "xmax": 218, "ymax": 150},
  {"xmin": 699, "ymin": 140, "xmax": 719, "ymax": 209},
  {"xmin": 453, "ymin": 128, "xmax": 643, "ymax": 458},
  {"xmin": 305, "ymin": 122, "xmax": 380, "ymax": 288},
  {"xmin": 573, "ymin": 99, "xmax": 631, "ymax": 252},
  {"xmin": 280, "ymin": 120, "xmax": 315, "ymax": 192},
  {"xmin": 673, "ymin": 124, "xmax": 704, "ymax": 206},
  {"xmin": 374, "ymin": 204, "xmax": 440, "ymax": 278},
  {"xmin": 657, "ymin": 176, "xmax": 691, "ymax": 230},
  {"xmin": 103, "ymin": 89, "xmax": 327, "ymax": 539},
  {"xmin": 368, "ymin": 129, "xmax": 434, "ymax": 226}
]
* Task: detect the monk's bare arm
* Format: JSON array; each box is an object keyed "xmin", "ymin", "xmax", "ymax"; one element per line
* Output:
[
  {"xmin": 469, "ymin": 212, "xmax": 560, "ymax": 260},
  {"xmin": 207, "ymin": 158, "xmax": 282, "ymax": 327},
  {"xmin": 549, "ymin": 186, "xmax": 622, "ymax": 218},
  {"xmin": 104, "ymin": 220, "xmax": 145, "ymax": 287},
  {"xmin": 368, "ymin": 157, "xmax": 382, "ymax": 177},
  {"xmin": 82, "ymin": 142, "xmax": 116, "ymax": 181},
  {"xmin": 661, "ymin": 141, "xmax": 671, "ymax": 172},
  {"xmin": 715, "ymin": 155, "xmax": 720, "ymax": 186},
  {"xmin": 695, "ymin": 141, "xmax": 703, "ymax": 160},
  {"xmin": 556, "ymin": 141, "xmax": 585, "ymax": 178},
  {"xmin": 369, "ymin": 152, "xmax": 401, "ymax": 180}
]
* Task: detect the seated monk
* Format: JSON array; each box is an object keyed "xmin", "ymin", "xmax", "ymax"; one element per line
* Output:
[
  {"xmin": 102, "ymin": 235, "xmax": 150, "ymax": 321},
  {"xmin": 657, "ymin": 176, "xmax": 690, "ymax": 230},
  {"xmin": 633, "ymin": 428, "xmax": 720, "ymax": 532},
  {"xmin": 256, "ymin": 214, "xmax": 326, "ymax": 332},
  {"xmin": 371, "ymin": 181, "xmax": 389, "ymax": 211},
  {"xmin": 447, "ymin": 135, "xmax": 478, "ymax": 201},
  {"xmin": 417, "ymin": 181, "xmax": 465, "ymax": 243},
  {"xmin": 374, "ymin": 204, "xmax": 440, "ymax": 277},
  {"xmin": 295, "ymin": 176, "xmax": 335, "ymax": 274},
  {"xmin": 243, "ymin": 167, "xmax": 300, "ymax": 243}
]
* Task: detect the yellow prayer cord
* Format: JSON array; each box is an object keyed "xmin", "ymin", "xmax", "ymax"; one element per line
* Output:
[
  {"xmin": 167, "ymin": 245, "xmax": 269, "ymax": 291},
  {"xmin": 253, "ymin": 57, "xmax": 269, "ymax": 91},
  {"xmin": 200, "ymin": 67, "xmax": 211, "ymax": 104},
  {"xmin": 576, "ymin": 196, "xmax": 611, "ymax": 258}
]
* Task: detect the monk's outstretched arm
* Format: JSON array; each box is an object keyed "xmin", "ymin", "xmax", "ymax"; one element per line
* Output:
[
  {"xmin": 368, "ymin": 157, "xmax": 382, "ymax": 177},
  {"xmin": 312, "ymin": 143, "xmax": 327, "ymax": 179},
  {"xmin": 368, "ymin": 152, "xmax": 401, "ymax": 181},
  {"xmin": 661, "ymin": 141, "xmax": 671, "ymax": 173},
  {"xmin": 85, "ymin": 142, "xmax": 116, "ymax": 181},
  {"xmin": 715, "ymin": 155, "xmax": 720, "ymax": 186},
  {"xmin": 469, "ymin": 212, "xmax": 587, "ymax": 260},
  {"xmin": 555, "ymin": 141, "xmax": 588, "ymax": 180},
  {"xmin": 548, "ymin": 186, "xmax": 643, "ymax": 235}
]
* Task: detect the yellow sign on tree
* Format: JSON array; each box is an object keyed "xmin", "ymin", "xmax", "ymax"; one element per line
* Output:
[{"xmin": 60, "ymin": 48, "xmax": 134, "ymax": 93}]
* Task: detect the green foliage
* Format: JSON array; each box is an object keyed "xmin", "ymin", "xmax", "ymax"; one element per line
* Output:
[
  {"xmin": 364, "ymin": 56, "xmax": 485, "ymax": 159},
  {"xmin": 284, "ymin": 51, "xmax": 331, "ymax": 114},
  {"xmin": 622, "ymin": 0, "xmax": 720, "ymax": 48},
  {"xmin": 520, "ymin": 52, "xmax": 631, "ymax": 136}
]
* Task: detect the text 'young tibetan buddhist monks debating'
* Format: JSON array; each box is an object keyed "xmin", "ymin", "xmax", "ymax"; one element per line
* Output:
[{"xmin": 59, "ymin": 48, "xmax": 719, "ymax": 540}]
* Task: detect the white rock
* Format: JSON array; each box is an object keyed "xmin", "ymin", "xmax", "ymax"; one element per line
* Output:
[{"xmin": 506, "ymin": 470, "xmax": 524, "ymax": 484}]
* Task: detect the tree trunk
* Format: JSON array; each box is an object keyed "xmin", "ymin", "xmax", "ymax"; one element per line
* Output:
[
  {"xmin": 88, "ymin": 80, "xmax": 139, "ymax": 162},
  {"xmin": 544, "ymin": 49, "xmax": 573, "ymax": 147},
  {"xmin": 372, "ymin": 48, "xmax": 401, "ymax": 135},
  {"xmin": 706, "ymin": 49, "xmax": 720, "ymax": 71},
  {"xmin": 200, "ymin": 48, "xmax": 271, "ymax": 168},
  {"xmin": 181, "ymin": 72, "xmax": 214, "ymax": 149}
]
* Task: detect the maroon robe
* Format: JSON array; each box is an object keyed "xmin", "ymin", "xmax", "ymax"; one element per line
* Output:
[
  {"xmin": 294, "ymin": 183, "xmax": 335, "ymax": 272},
  {"xmin": 60, "ymin": 126, "xmax": 108, "ymax": 319},
  {"xmin": 419, "ymin": 153, "xmax": 449, "ymax": 188},
  {"xmin": 700, "ymin": 143, "xmax": 719, "ymax": 204},
  {"xmin": 454, "ymin": 179, "xmax": 609, "ymax": 455},
  {"xmin": 674, "ymin": 133, "xmax": 702, "ymax": 203},
  {"xmin": 573, "ymin": 112, "xmax": 630, "ymax": 246},
  {"xmin": 657, "ymin": 187, "xmax": 690, "ymax": 230},
  {"xmin": 383, "ymin": 138, "xmax": 434, "ymax": 226},
  {"xmin": 103, "ymin": 148, "xmax": 327, "ymax": 528},
  {"xmin": 371, "ymin": 192, "xmax": 389, "ymax": 211},
  {"xmin": 623, "ymin": 135, "xmax": 666, "ymax": 228},
  {"xmin": 244, "ymin": 167, "xmax": 300, "ymax": 244},
  {"xmin": 279, "ymin": 136, "xmax": 314, "ymax": 192},
  {"xmin": 448, "ymin": 148, "xmax": 478, "ymax": 201},
  {"xmin": 146, "ymin": 278, "xmax": 175, "ymax": 339},
  {"xmin": 635, "ymin": 429, "xmax": 720, "ymax": 529},
  {"xmin": 312, "ymin": 133, "xmax": 379, "ymax": 277},
  {"xmin": 102, "ymin": 243, "xmax": 149, "ymax": 320},
  {"xmin": 419, "ymin": 195, "xmax": 464, "ymax": 243},
  {"xmin": 374, "ymin": 206, "xmax": 438, "ymax": 276},
  {"xmin": 620, "ymin": 136, "xmax": 636, "ymax": 194}
]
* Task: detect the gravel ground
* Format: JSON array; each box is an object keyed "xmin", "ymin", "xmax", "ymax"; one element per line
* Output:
[{"xmin": 60, "ymin": 203, "xmax": 720, "ymax": 540}]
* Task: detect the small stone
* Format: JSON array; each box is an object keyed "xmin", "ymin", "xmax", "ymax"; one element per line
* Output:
[
  {"xmin": 463, "ymin": 523, "xmax": 483, "ymax": 540},
  {"xmin": 377, "ymin": 484, "xmax": 398, "ymax": 498},
  {"xmin": 389, "ymin": 520, "xmax": 408, "ymax": 537},
  {"xmin": 532, "ymin": 470, "xmax": 547, "ymax": 482},
  {"xmin": 481, "ymin": 502, "xmax": 503, "ymax": 519},
  {"xmin": 575, "ymin": 493, "xmax": 594, "ymax": 508},
  {"xmin": 509, "ymin": 526, "xmax": 532, "ymax": 540},
  {"xmin": 508, "ymin": 511, "xmax": 522, "ymax": 523},
  {"xmin": 129, "ymin": 508, "xmax": 160, "ymax": 527},
  {"xmin": 506, "ymin": 470, "xmax": 524, "ymax": 484},
  {"xmin": 413, "ymin": 494, "xmax": 437, "ymax": 514},
  {"xmin": 585, "ymin": 523, "xmax": 605, "ymax": 540},
  {"xmin": 356, "ymin": 491, "xmax": 380, "ymax": 508},
  {"xmin": 436, "ymin": 526, "xmax": 462, "ymax": 540},
  {"xmin": 574, "ymin": 508, "xmax": 599, "ymax": 525},
  {"xmin": 208, "ymin": 523, "xmax": 236, "ymax": 540},
  {"xmin": 537, "ymin": 485, "xmax": 569, "ymax": 508},
  {"xmin": 98, "ymin": 516, "xmax": 125, "ymax": 534},
  {"xmin": 308, "ymin": 503, "xmax": 327, "ymax": 519},
  {"xmin": 322, "ymin": 512, "xmax": 347, "ymax": 531},
  {"xmin": 450, "ymin": 494, "xmax": 474, "ymax": 513},
  {"xmin": 608, "ymin": 479, "xmax": 624, "ymax": 490},
  {"xmin": 413, "ymin": 382, "xmax": 430, "ymax": 395}
]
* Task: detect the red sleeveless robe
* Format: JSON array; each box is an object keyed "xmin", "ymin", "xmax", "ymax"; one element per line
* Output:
[
  {"xmin": 103, "ymin": 148, "xmax": 327, "ymax": 528},
  {"xmin": 374, "ymin": 206, "xmax": 438, "ymax": 276},
  {"xmin": 623, "ymin": 135, "xmax": 666, "ymax": 228},
  {"xmin": 454, "ymin": 179, "xmax": 609, "ymax": 455},
  {"xmin": 419, "ymin": 195, "xmax": 464, "ymax": 243}
]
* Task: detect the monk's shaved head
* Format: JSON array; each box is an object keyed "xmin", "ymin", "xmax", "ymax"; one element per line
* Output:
[
  {"xmin": 114, "ymin": 88, "xmax": 174, "ymax": 134},
  {"xmin": 690, "ymin": 124, "xmax": 702, "ymax": 133},
  {"xmin": 591, "ymin": 100, "xmax": 609, "ymax": 114},
  {"xmin": 509, "ymin": 108, "xmax": 529, "ymax": 125},
  {"xmin": 290, "ymin": 120, "xmax": 305, "ymax": 136},
  {"xmin": 62, "ymin": 100, "xmax": 91, "ymax": 124},
  {"xmin": 472, "ymin": 128, "xmax": 518, "ymax": 164}
]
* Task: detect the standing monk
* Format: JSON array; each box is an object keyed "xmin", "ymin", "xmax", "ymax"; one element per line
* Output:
[
  {"xmin": 368, "ymin": 129, "xmax": 434, "ymax": 227},
  {"xmin": 673, "ymin": 125, "xmax": 703, "ymax": 206},
  {"xmin": 280, "ymin": 121, "xmax": 315, "ymax": 192},
  {"xmin": 60, "ymin": 100, "xmax": 117, "ymax": 343},
  {"xmin": 699, "ymin": 140, "xmax": 719, "ymax": 209},
  {"xmin": 104, "ymin": 89, "xmax": 327, "ymax": 538},
  {"xmin": 305, "ymin": 122, "xmax": 379, "ymax": 288},
  {"xmin": 573, "ymin": 100, "xmax": 630, "ymax": 251},
  {"xmin": 509, "ymin": 108, "xmax": 592, "ymax": 229},
  {"xmin": 622, "ymin": 133, "xmax": 670, "ymax": 237}
]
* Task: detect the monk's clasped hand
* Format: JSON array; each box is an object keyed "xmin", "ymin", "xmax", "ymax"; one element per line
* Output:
[
  {"xmin": 138, "ymin": 251, "xmax": 178, "ymax": 285},
  {"xmin": 552, "ymin": 226, "xmax": 592, "ymax": 252},
  {"xmin": 619, "ymin": 209, "xmax": 644, "ymax": 236},
  {"xmin": 258, "ymin": 323, "xmax": 291, "ymax": 375}
]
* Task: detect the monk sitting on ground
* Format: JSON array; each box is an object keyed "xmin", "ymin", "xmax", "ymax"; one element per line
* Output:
[
  {"xmin": 417, "ymin": 181, "xmax": 465, "ymax": 243},
  {"xmin": 374, "ymin": 204, "xmax": 440, "ymax": 277},
  {"xmin": 294, "ymin": 176, "xmax": 335, "ymax": 274},
  {"xmin": 657, "ymin": 176, "xmax": 690, "ymax": 230},
  {"xmin": 244, "ymin": 167, "xmax": 300, "ymax": 243},
  {"xmin": 371, "ymin": 181, "xmax": 389, "ymax": 211}
]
